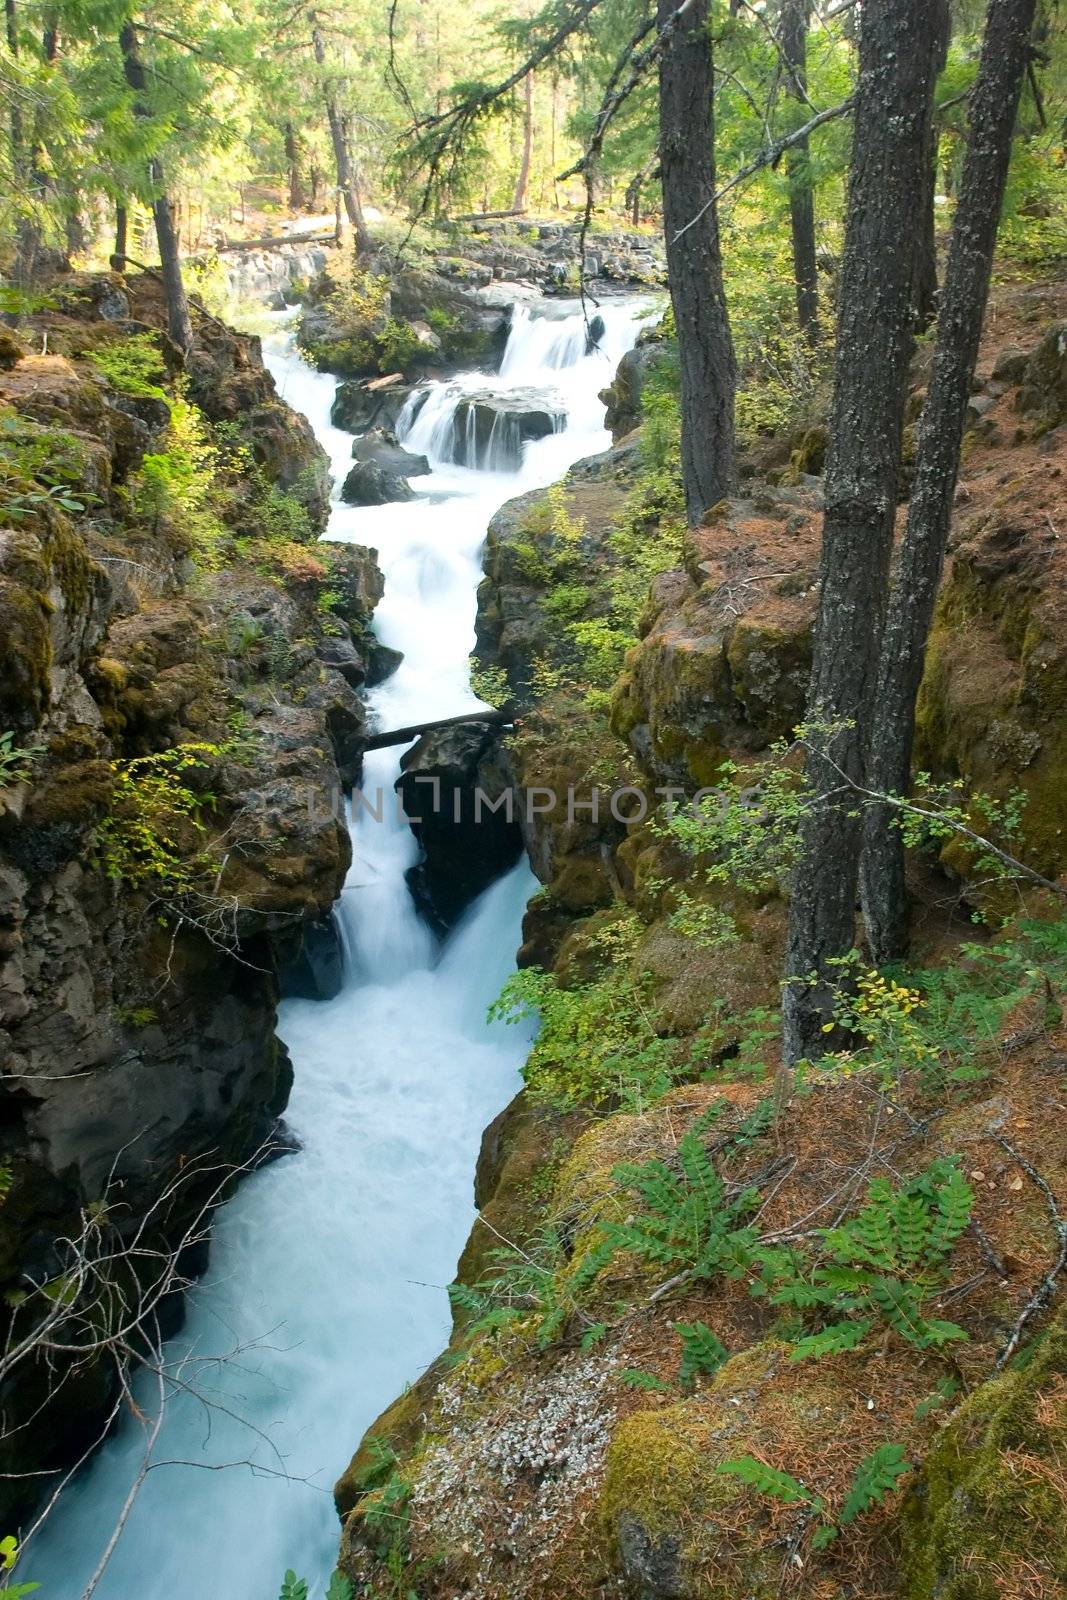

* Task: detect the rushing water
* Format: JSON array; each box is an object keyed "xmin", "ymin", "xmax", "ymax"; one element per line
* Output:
[{"xmin": 27, "ymin": 293, "xmax": 651, "ymax": 1598}]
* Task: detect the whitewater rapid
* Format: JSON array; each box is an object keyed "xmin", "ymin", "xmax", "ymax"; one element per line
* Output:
[{"xmin": 26, "ymin": 292, "xmax": 651, "ymax": 1597}]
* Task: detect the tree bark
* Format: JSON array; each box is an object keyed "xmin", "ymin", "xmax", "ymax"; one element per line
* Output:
[
  {"xmin": 112, "ymin": 204, "xmax": 128, "ymax": 271},
  {"xmin": 5, "ymin": 0, "xmax": 38, "ymax": 291},
  {"xmin": 658, "ymin": 0, "xmax": 737, "ymax": 526},
  {"xmin": 782, "ymin": 0, "xmax": 943, "ymax": 1065},
  {"xmin": 284, "ymin": 121, "xmax": 307, "ymax": 210},
  {"xmin": 912, "ymin": 5, "xmax": 953, "ymax": 328},
  {"xmin": 119, "ymin": 20, "xmax": 194, "ymax": 352},
  {"xmin": 512, "ymin": 72, "xmax": 534, "ymax": 212},
  {"xmin": 779, "ymin": 0, "xmax": 819, "ymax": 343},
  {"xmin": 860, "ymin": 0, "xmax": 1037, "ymax": 962},
  {"xmin": 311, "ymin": 18, "xmax": 372, "ymax": 254}
]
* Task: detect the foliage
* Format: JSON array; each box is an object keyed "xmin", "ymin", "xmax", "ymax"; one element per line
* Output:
[
  {"xmin": 754, "ymin": 1160, "xmax": 974, "ymax": 1355},
  {"xmin": 604, "ymin": 1106, "xmax": 762, "ymax": 1280},
  {"xmin": 717, "ymin": 1441, "xmax": 912, "ymax": 1549},
  {"xmin": 449, "ymin": 1222, "xmax": 614, "ymax": 1350},
  {"xmin": 664, "ymin": 740, "xmax": 810, "ymax": 898},
  {"xmin": 675, "ymin": 1320, "xmax": 728, "ymax": 1387},
  {"xmin": 93, "ymin": 742, "xmax": 221, "ymax": 899},
  {"xmin": 129, "ymin": 397, "xmax": 226, "ymax": 563},
  {"xmin": 0, "ymin": 407, "xmax": 89, "ymax": 521},
  {"xmin": 89, "ymin": 334, "xmax": 169, "ymax": 402},
  {"xmin": 489, "ymin": 915, "xmax": 688, "ymax": 1109},
  {"xmin": 0, "ymin": 1537, "xmax": 37, "ymax": 1600},
  {"xmin": 469, "ymin": 658, "xmax": 511, "ymax": 708},
  {"xmin": 0, "ymin": 731, "xmax": 42, "ymax": 791},
  {"xmin": 276, "ymin": 1572, "xmax": 353, "ymax": 1600}
]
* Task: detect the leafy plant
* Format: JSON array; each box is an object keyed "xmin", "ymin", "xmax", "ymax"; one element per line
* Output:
[
  {"xmin": 675, "ymin": 1320, "xmax": 729, "ymax": 1386},
  {"xmin": 449, "ymin": 1223, "xmax": 614, "ymax": 1349},
  {"xmin": 605, "ymin": 1111, "xmax": 761, "ymax": 1281},
  {"xmin": 717, "ymin": 1441, "xmax": 912, "ymax": 1550},
  {"xmin": 0, "ymin": 731, "xmax": 42, "ymax": 791},
  {"xmin": 490, "ymin": 961, "xmax": 682, "ymax": 1111},
  {"xmin": 619, "ymin": 1367, "xmax": 671, "ymax": 1393},
  {"xmin": 94, "ymin": 742, "xmax": 221, "ymax": 899},
  {"xmin": 90, "ymin": 333, "xmax": 169, "ymax": 402},
  {"xmin": 754, "ymin": 1160, "xmax": 973, "ymax": 1355},
  {"xmin": 0, "ymin": 479, "xmax": 86, "ymax": 521},
  {"xmin": 0, "ymin": 1536, "xmax": 37, "ymax": 1600}
]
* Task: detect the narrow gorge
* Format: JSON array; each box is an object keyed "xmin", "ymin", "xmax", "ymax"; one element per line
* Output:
[{"xmin": 17, "ymin": 283, "xmax": 654, "ymax": 1593}]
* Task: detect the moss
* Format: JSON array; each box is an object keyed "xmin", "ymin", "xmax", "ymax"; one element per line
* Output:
[
  {"xmin": 915, "ymin": 558, "xmax": 1067, "ymax": 877},
  {"xmin": 547, "ymin": 851, "xmax": 615, "ymax": 912},
  {"xmin": 900, "ymin": 1312, "xmax": 1067, "ymax": 1600},
  {"xmin": 335, "ymin": 1365, "xmax": 438, "ymax": 1519},
  {"xmin": 0, "ymin": 578, "xmax": 52, "ymax": 727}
]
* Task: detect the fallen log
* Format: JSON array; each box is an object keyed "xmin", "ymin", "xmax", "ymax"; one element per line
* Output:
[
  {"xmin": 363, "ymin": 706, "xmax": 514, "ymax": 751},
  {"xmin": 213, "ymin": 232, "xmax": 336, "ymax": 253},
  {"xmin": 451, "ymin": 208, "xmax": 528, "ymax": 222}
]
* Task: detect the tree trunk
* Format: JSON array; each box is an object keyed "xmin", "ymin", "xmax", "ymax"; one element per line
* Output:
[
  {"xmin": 782, "ymin": 0, "xmax": 943, "ymax": 1066},
  {"xmin": 912, "ymin": 6, "xmax": 953, "ymax": 328},
  {"xmin": 658, "ymin": 0, "xmax": 737, "ymax": 526},
  {"xmin": 311, "ymin": 19, "xmax": 372, "ymax": 254},
  {"xmin": 284, "ymin": 121, "xmax": 307, "ymax": 210},
  {"xmin": 5, "ymin": 0, "xmax": 38, "ymax": 292},
  {"xmin": 512, "ymin": 72, "xmax": 534, "ymax": 212},
  {"xmin": 119, "ymin": 20, "xmax": 194, "ymax": 352},
  {"xmin": 780, "ymin": 0, "xmax": 819, "ymax": 343},
  {"xmin": 860, "ymin": 0, "xmax": 1037, "ymax": 962},
  {"xmin": 112, "ymin": 204, "xmax": 128, "ymax": 271}
]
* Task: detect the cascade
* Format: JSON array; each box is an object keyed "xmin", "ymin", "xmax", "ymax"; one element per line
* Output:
[{"xmin": 26, "ymin": 293, "xmax": 652, "ymax": 1599}]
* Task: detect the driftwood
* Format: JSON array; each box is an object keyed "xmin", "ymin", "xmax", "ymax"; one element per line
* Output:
[
  {"xmin": 363, "ymin": 706, "xmax": 514, "ymax": 751},
  {"xmin": 213, "ymin": 232, "xmax": 335, "ymax": 253},
  {"xmin": 451, "ymin": 208, "xmax": 528, "ymax": 222}
]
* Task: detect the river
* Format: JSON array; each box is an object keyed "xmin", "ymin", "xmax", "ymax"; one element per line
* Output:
[{"xmin": 26, "ymin": 290, "xmax": 650, "ymax": 1598}]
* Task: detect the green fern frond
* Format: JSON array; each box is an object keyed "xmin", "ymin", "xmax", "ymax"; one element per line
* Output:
[
  {"xmin": 789, "ymin": 1318, "xmax": 873, "ymax": 1361},
  {"xmin": 838, "ymin": 1443, "xmax": 912, "ymax": 1524},
  {"xmin": 716, "ymin": 1455, "xmax": 822, "ymax": 1509},
  {"xmin": 675, "ymin": 1320, "xmax": 729, "ymax": 1385}
]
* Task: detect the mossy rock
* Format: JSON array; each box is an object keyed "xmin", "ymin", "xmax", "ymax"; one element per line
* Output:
[
  {"xmin": 600, "ymin": 1343, "xmax": 797, "ymax": 1599},
  {"xmin": 0, "ymin": 575, "xmax": 52, "ymax": 727},
  {"xmin": 900, "ymin": 1311, "xmax": 1067, "ymax": 1600}
]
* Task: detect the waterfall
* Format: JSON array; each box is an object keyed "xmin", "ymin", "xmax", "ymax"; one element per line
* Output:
[{"xmin": 25, "ymin": 292, "xmax": 653, "ymax": 1599}]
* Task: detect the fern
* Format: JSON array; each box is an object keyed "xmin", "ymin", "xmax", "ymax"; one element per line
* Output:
[
  {"xmin": 718, "ymin": 1441, "xmax": 912, "ymax": 1550},
  {"xmin": 838, "ymin": 1443, "xmax": 912, "ymax": 1525},
  {"xmin": 675, "ymin": 1320, "xmax": 728, "ymax": 1385},
  {"xmin": 620, "ymin": 1368, "xmax": 671, "ymax": 1392},
  {"xmin": 278, "ymin": 1575, "xmax": 308, "ymax": 1600},
  {"xmin": 325, "ymin": 1574, "xmax": 354, "ymax": 1600},
  {"xmin": 757, "ymin": 1161, "xmax": 973, "ymax": 1357},
  {"xmin": 607, "ymin": 1131, "xmax": 760, "ymax": 1282},
  {"xmin": 716, "ymin": 1455, "xmax": 822, "ymax": 1509},
  {"xmin": 789, "ymin": 1317, "xmax": 873, "ymax": 1362}
]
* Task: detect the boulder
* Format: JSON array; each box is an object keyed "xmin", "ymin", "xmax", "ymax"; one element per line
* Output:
[
  {"xmin": 340, "ymin": 460, "xmax": 416, "ymax": 506},
  {"xmin": 1017, "ymin": 320, "xmax": 1067, "ymax": 429},
  {"xmin": 351, "ymin": 428, "xmax": 429, "ymax": 478},
  {"xmin": 331, "ymin": 379, "xmax": 419, "ymax": 435},
  {"xmin": 315, "ymin": 635, "xmax": 367, "ymax": 688},
  {"xmin": 365, "ymin": 641, "xmax": 404, "ymax": 687},
  {"xmin": 599, "ymin": 326, "xmax": 670, "ymax": 442},
  {"xmin": 396, "ymin": 721, "xmax": 522, "ymax": 933},
  {"xmin": 611, "ymin": 497, "xmax": 821, "ymax": 790},
  {"xmin": 449, "ymin": 390, "xmax": 564, "ymax": 470},
  {"xmin": 991, "ymin": 345, "xmax": 1029, "ymax": 385},
  {"xmin": 275, "ymin": 911, "xmax": 345, "ymax": 1001}
]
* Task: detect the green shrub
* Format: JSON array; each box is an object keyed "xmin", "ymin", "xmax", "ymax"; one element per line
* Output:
[{"xmin": 89, "ymin": 333, "xmax": 169, "ymax": 402}]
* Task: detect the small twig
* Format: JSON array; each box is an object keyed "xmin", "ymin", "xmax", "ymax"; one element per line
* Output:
[{"xmin": 992, "ymin": 1136, "xmax": 1067, "ymax": 1370}]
